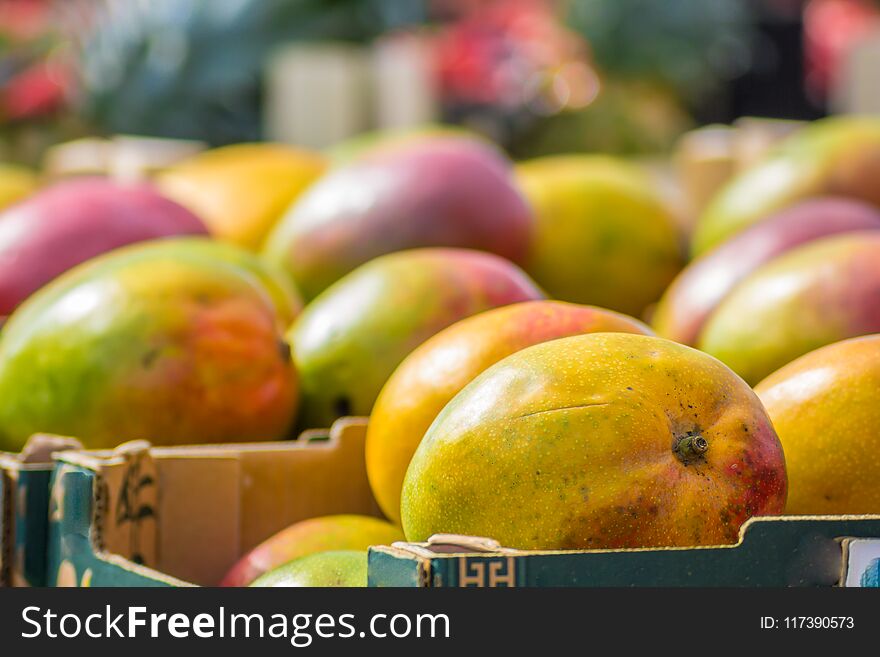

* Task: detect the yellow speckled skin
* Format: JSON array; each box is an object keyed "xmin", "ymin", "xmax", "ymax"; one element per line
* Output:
[
  {"xmin": 402, "ymin": 333, "xmax": 786, "ymax": 550},
  {"xmin": 367, "ymin": 301, "xmax": 653, "ymax": 525},
  {"xmin": 755, "ymin": 335, "xmax": 880, "ymax": 515}
]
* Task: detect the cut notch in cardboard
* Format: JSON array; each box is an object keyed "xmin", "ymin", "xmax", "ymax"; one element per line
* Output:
[{"xmin": 48, "ymin": 417, "xmax": 382, "ymax": 587}]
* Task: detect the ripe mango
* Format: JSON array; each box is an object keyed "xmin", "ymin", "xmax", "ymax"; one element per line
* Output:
[
  {"xmin": 264, "ymin": 138, "xmax": 533, "ymax": 301},
  {"xmin": 157, "ymin": 143, "xmax": 326, "ymax": 250},
  {"xmin": 756, "ymin": 335, "xmax": 880, "ymax": 515},
  {"xmin": 0, "ymin": 238, "xmax": 299, "ymax": 451},
  {"xmin": 698, "ymin": 232, "xmax": 880, "ymax": 385},
  {"xmin": 693, "ymin": 116, "xmax": 880, "ymax": 254},
  {"xmin": 516, "ymin": 155, "xmax": 683, "ymax": 317},
  {"xmin": 402, "ymin": 333, "xmax": 786, "ymax": 549},
  {"xmin": 249, "ymin": 550, "xmax": 367, "ymax": 587},
  {"xmin": 0, "ymin": 177, "xmax": 209, "ymax": 319},
  {"xmin": 221, "ymin": 515, "xmax": 403, "ymax": 586},
  {"xmin": 654, "ymin": 197, "xmax": 880, "ymax": 345},
  {"xmin": 367, "ymin": 301, "xmax": 653, "ymax": 524},
  {"xmin": 290, "ymin": 248, "xmax": 543, "ymax": 429}
]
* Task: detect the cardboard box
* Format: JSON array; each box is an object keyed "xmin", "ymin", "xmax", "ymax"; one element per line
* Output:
[
  {"xmin": 45, "ymin": 418, "xmax": 382, "ymax": 587},
  {"xmin": 1, "ymin": 435, "xmax": 81, "ymax": 587},
  {"xmin": 368, "ymin": 517, "xmax": 880, "ymax": 587}
]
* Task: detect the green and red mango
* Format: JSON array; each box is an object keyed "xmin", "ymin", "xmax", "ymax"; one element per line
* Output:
[{"xmin": 0, "ymin": 238, "xmax": 299, "ymax": 451}]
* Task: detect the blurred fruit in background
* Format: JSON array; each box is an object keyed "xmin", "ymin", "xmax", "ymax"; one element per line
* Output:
[
  {"xmin": 698, "ymin": 231, "xmax": 880, "ymax": 384},
  {"xmin": 654, "ymin": 197, "xmax": 880, "ymax": 345},
  {"xmin": 367, "ymin": 301, "xmax": 653, "ymax": 524},
  {"xmin": 264, "ymin": 136, "xmax": 533, "ymax": 300},
  {"xmin": 290, "ymin": 248, "xmax": 544, "ymax": 430},
  {"xmin": 0, "ymin": 161, "xmax": 38, "ymax": 209},
  {"xmin": 756, "ymin": 335, "xmax": 880, "ymax": 515},
  {"xmin": 156, "ymin": 143, "xmax": 326, "ymax": 250},
  {"xmin": 0, "ymin": 177, "xmax": 209, "ymax": 319},
  {"xmin": 221, "ymin": 515, "xmax": 403, "ymax": 587},
  {"xmin": 692, "ymin": 116, "xmax": 880, "ymax": 254},
  {"xmin": 402, "ymin": 333, "xmax": 786, "ymax": 549},
  {"xmin": 516, "ymin": 155, "xmax": 683, "ymax": 317},
  {"xmin": 0, "ymin": 238, "xmax": 300, "ymax": 451}
]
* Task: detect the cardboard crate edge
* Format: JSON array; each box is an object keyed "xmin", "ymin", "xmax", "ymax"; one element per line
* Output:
[{"xmin": 368, "ymin": 515, "xmax": 880, "ymax": 587}]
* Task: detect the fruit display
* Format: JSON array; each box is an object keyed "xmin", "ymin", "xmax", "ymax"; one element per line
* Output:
[
  {"xmin": 157, "ymin": 143, "xmax": 327, "ymax": 250},
  {"xmin": 367, "ymin": 300, "xmax": 653, "ymax": 523},
  {"xmin": 515, "ymin": 155, "xmax": 683, "ymax": 316},
  {"xmin": 221, "ymin": 515, "xmax": 403, "ymax": 587},
  {"xmin": 0, "ymin": 177, "xmax": 209, "ymax": 319},
  {"xmin": 401, "ymin": 333, "xmax": 787, "ymax": 549},
  {"xmin": 263, "ymin": 137, "xmax": 533, "ymax": 300},
  {"xmin": 290, "ymin": 247, "xmax": 544, "ymax": 429},
  {"xmin": 755, "ymin": 335, "xmax": 880, "ymax": 515}
]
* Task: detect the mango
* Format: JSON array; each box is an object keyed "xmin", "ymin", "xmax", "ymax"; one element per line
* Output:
[
  {"xmin": 326, "ymin": 124, "xmax": 488, "ymax": 164},
  {"xmin": 220, "ymin": 515, "xmax": 403, "ymax": 586},
  {"xmin": 698, "ymin": 231, "xmax": 880, "ymax": 385},
  {"xmin": 263, "ymin": 137, "xmax": 533, "ymax": 300},
  {"xmin": 367, "ymin": 301, "xmax": 653, "ymax": 524},
  {"xmin": 693, "ymin": 116, "xmax": 880, "ymax": 254},
  {"xmin": 0, "ymin": 162, "xmax": 37, "ymax": 210},
  {"xmin": 402, "ymin": 333, "xmax": 786, "ymax": 549},
  {"xmin": 250, "ymin": 550, "xmax": 366, "ymax": 587},
  {"xmin": 654, "ymin": 197, "xmax": 880, "ymax": 345},
  {"xmin": 0, "ymin": 177, "xmax": 209, "ymax": 320},
  {"xmin": 516, "ymin": 155, "xmax": 683, "ymax": 317},
  {"xmin": 755, "ymin": 335, "xmax": 880, "ymax": 515},
  {"xmin": 0, "ymin": 238, "xmax": 299, "ymax": 451},
  {"xmin": 157, "ymin": 143, "xmax": 326, "ymax": 250},
  {"xmin": 291, "ymin": 248, "xmax": 544, "ymax": 430}
]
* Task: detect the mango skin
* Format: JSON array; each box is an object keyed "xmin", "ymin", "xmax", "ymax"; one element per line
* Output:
[
  {"xmin": 402, "ymin": 333, "xmax": 786, "ymax": 550},
  {"xmin": 249, "ymin": 550, "xmax": 366, "ymax": 587},
  {"xmin": 516, "ymin": 155, "xmax": 683, "ymax": 317},
  {"xmin": 755, "ymin": 335, "xmax": 880, "ymax": 515},
  {"xmin": 698, "ymin": 231, "xmax": 880, "ymax": 385},
  {"xmin": 264, "ymin": 138, "xmax": 533, "ymax": 301},
  {"xmin": 0, "ymin": 163, "xmax": 38, "ymax": 210},
  {"xmin": 0, "ymin": 238, "xmax": 299, "ymax": 451},
  {"xmin": 654, "ymin": 197, "xmax": 880, "ymax": 345},
  {"xmin": 367, "ymin": 301, "xmax": 653, "ymax": 524},
  {"xmin": 291, "ymin": 248, "xmax": 544, "ymax": 430},
  {"xmin": 157, "ymin": 143, "xmax": 326, "ymax": 250},
  {"xmin": 220, "ymin": 515, "xmax": 403, "ymax": 587},
  {"xmin": 0, "ymin": 178, "xmax": 210, "ymax": 319},
  {"xmin": 693, "ymin": 116, "xmax": 880, "ymax": 254}
]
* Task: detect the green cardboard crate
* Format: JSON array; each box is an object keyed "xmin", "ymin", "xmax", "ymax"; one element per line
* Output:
[
  {"xmin": 0, "ymin": 435, "xmax": 81, "ymax": 587},
  {"xmin": 368, "ymin": 519, "xmax": 880, "ymax": 587},
  {"xmin": 45, "ymin": 418, "xmax": 382, "ymax": 587}
]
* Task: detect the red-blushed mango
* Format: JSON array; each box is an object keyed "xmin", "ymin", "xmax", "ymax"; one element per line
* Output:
[
  {"xmin": 249, "ymin": 551, "xmax": 367, "ymax": 587},
  {"xmin": 0, "ymin": 177, "xmax": 208, "ymax": 319},
  {"xmin": 698, "ymin": 231, "xmax": 880, "ymax": 385},
  {"xmin": 220, "ymin": 515, "xmax": 403, "ymax": 587},
  {"xmin": 290, "ymin": 248, "xmax": 544, "ymax": 430},
  {"xmin": 654, "ymin": 197, "xmax": 880, "ymax": 345},
  {"xmin": 366, "ymin": 301, "xmax": 653, "ymax": 524},
  {"xmin": 157, "ymin": 143, "xmax": 326, "ymax": 250},
  {"xmin": 0, "ymin": 238, "xmax": 299, "ymax": 451},
  {"xmin": 263, "ymin": 137, "xmax": 533, "ymax": 300},
  {"xmin": 0, "ymin": 162, "xmax": 37, "ymax": 210},
  {"xmin": 516, "ymin": 155, "xmax": 683, "ymax": 317},
  {"xmin": 755, "ymin": 335, "xmax": 880, "ymax": 515},
  {"xmin": 692, "ymin": 116, "xmax": 880, "ymax": 254},
  {"xmin": 402, "ymin": 333, "xmax": 787, "ymax": 549}
]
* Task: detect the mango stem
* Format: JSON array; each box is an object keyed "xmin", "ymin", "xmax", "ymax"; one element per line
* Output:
[{"xmin": 676, "ymin": 434, "xmax": 708, "ymax": 460}]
